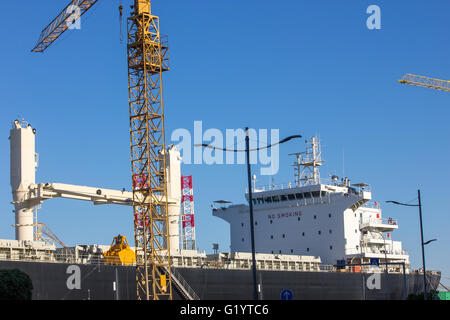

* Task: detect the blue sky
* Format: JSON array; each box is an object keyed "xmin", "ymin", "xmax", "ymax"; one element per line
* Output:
[{"xmin": 1, "ymin": 1, "xmax": 449, "ymax": 287}]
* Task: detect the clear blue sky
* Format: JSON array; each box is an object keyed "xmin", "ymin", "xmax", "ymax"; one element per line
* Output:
[{"xmin": 0, "ymin": 1, "xmax": 449, "ymax": 287}]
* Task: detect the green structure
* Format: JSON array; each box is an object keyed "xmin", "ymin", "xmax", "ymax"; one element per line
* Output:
[{"xmin": 438, "ymin": 291, "xmax": 450, "ymax": 300}]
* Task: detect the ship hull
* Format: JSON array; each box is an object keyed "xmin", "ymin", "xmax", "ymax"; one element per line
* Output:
[{"xmin": 0, "ymin": 260, "xmax": 439, "ymax": 300}]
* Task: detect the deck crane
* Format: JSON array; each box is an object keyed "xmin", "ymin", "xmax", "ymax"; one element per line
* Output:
[
  {"xmin": 31, "ymin": 0, "xmax": 173, "ymax": 300},
  {"xmin": 398, "ymin": 74, "xmax": 450, "ymax": 92}
]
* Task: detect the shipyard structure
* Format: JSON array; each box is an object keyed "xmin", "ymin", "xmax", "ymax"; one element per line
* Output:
[{"xmin": 0, "ymin": 121, "xmax": 441, "ymax": 300}]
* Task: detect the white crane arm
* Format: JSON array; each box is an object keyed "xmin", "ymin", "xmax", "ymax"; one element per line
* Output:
[{"xmin": 15, "ymin": 183, "xmax": 176, "ymax": 208}]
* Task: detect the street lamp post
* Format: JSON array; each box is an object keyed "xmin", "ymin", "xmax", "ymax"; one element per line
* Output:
[
  {"xmin": 245, "ymin": 127, "xmax": 258, "ymax": 300},
  {"xmin": 386, "ymin": 189, "xmax": 437, "ymax": 300},
  {"xmin": 417, "ymin": 190, "xmax": 427, "ymax": 300}
]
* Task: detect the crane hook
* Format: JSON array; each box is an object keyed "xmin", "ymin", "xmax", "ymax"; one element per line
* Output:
[{"xmin": 119, "ymin": 4, "xmax": 124, "ymax": 43}]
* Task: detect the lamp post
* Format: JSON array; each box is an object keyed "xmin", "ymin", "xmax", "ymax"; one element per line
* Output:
[
  {"xmin": 245, "ymin": 127, "xmax": 258, "ymax": 300},
  {"xmin": 386, "ymin": 189, "xmax": 437, "ymax": 300}
]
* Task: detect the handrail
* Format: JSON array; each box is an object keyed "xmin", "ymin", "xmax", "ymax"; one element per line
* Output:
[
  {"xmin": 360, "ymin": 218, "xmax": 398, "ymax": 226},
  {"xmin": 165, "ymin": 266, "xmax": 200, "ymax": 300},
  {"xmin": 249, "ymin": 178, "xmax": 372, "ymax": 193}
]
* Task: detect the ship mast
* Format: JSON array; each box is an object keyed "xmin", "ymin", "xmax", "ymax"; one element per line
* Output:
[{"xmin": 290, "ymin": 136, "xmax": 324, "ymax": 186}]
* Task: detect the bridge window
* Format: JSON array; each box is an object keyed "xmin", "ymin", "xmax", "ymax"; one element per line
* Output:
[
  {"xmin": 295, "ymin": 193, "xmax": 304, "ymax": 200},
  {"xmin": 280, "ymin": 195, "xmax": 288, "ymax": 201},
  {"xmin": 272, "ymin": 196, "xmax": 280, "ymax": 202},
  {"xmin": 288, "ymin": 194, "xmax": 296, "ymax": 201},
  {"xmin": 264, "ymin": 197, "xmax": 272, "ymax": 203}
]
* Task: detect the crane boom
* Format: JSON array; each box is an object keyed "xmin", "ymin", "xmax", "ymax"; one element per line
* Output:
[
  {"xmin": 398, "ymin": 73, "xmax": 450, "ymax": 92},
  {"xmin": 31, "ymin": 0, "xmax": 98, "ymax": 52}
]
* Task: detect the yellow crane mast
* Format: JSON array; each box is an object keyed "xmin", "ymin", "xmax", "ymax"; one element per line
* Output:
[
  {"xmin": 31, "ymin": 0, "xmax": 172, "ymax": 300},
  {"xmin": 398, "ymin": 74, "xmax": 450, "ymax": 92}
]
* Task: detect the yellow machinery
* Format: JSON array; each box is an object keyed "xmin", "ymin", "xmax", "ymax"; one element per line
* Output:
[
  {"xmin": 398, "ymin": 74, "xmax": 450, "ymax": 92},
  {"xmin": 32, "ymin": 0, "xmax": 173, "ymax": 300},
  {"xmin": 103, "ymin": 234, "xmax": 136, "ymax": 266}
]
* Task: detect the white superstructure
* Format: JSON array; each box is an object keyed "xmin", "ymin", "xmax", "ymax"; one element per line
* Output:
[
  {"xmin": 10, "ymin": 120, "xmax": 39, "ymax": 241},
  {"xmin": 213, "ymin": 136, "xmax": 410, "ymax": 269}
]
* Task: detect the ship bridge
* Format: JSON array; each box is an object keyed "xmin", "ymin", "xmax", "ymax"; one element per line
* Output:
[{"xmin": 211, "ymin": 136, "xmax": 410, "ymax": 268}]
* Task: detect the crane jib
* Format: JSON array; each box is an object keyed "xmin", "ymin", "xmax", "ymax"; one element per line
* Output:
[{"xmin": 31, "ymin": 0, "xmax": 99, "ymax": 53}]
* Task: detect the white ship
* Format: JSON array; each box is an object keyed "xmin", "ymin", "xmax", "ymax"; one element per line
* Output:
[{"xmin": 213, "ymin": 136, "xmax": 410, "ymax": 271}]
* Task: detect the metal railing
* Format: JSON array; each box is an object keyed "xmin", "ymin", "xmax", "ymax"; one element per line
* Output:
[
  {"xmin": 250, "ymin": 178, "xmax": 372, "ymax": 193},
  {"xmin": 362, "ymin": 201, "xmax": 381, "ymax": 209},
  {"xmin": 165, "ymin": 266, "xmax": 200, "ymax": 300},
  {"xmin": 346, "ymin": 247, "xmax": 408, "ymax": 256},
  {"xmin": 360, "ymin": 217, "xmax": 398, "ymax": 226}
]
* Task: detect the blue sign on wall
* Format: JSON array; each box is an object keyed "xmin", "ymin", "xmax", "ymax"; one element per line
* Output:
[
  {"xmin": 281, "ymin": 289, "xmax": 294, "ymax": 300},
  {"xmin": 370, "ymin": 258, "xmax": 380, "ymax": 267}
]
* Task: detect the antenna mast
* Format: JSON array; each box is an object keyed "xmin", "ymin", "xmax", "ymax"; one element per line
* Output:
[{"xmin": 290, "ymin": 136, "xmax": 324, "ymax": 186}]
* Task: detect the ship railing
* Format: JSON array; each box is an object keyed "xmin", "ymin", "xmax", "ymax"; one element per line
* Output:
[
  {"xmin": 319, "ymin": 264, "xmax": 335, "ymax": 272},
  {"xmin": 319, "ymin": 263, "xmax": 408, "ymax": 274},
  {"xmin": 362, "ymin": 201, "xmax": 381, "ymax": 209},
  {"xmin": 346, "ymin": 247, "xmax": 408, "ymax": 256},
  {"xmin": 164, "ymin": 266, "xmax": 200, "ymax": 300},
  {"xmin": 249, "ymin": 179, "xmax": 371, "ymax": 194},
  {"xmin": 249, "ymin": 181, "xmax": 298, "ymax": 193},
  {"xmin": 250, "ymin": 180, "xmax": 326, "ymax": 193},
  {"xmin": 360, "ymin": 217, "xmax": 398, "ymax": 226},
  {"xmin": 0, "ymin": 251, "xmax": 136, "ymax": 266}
]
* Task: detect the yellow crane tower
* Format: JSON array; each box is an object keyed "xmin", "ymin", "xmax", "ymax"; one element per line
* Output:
[
  {"xmin": 398, "ymin": 74, "xmax": 450, "ymax": 92},
  {"xmin": 32, "ymin": 0, "xmax": 172, "ymax": 300}
]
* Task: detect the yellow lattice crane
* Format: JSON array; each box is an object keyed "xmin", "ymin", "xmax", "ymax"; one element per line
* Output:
[
  {"xmin": 398, "ymin": 74, "xmax": 450, "ymax": 92},
  {"xmin": 31, "ymin": 0, "xmax": 172, "ymax": 300}
]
